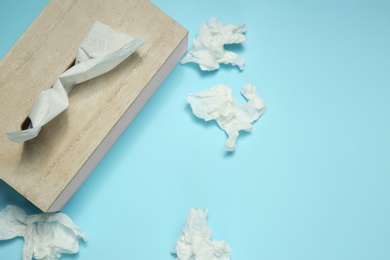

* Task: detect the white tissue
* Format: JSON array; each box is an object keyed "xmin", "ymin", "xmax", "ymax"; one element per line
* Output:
[
  {"xmin": 187, "ymin": 84, "xmax": 267, "ymax": 151},
  {"xmin": 172, "ymin": 208, "xmax": 231, "ymax": 260},
  {"xmin": 0, "ymin": 205, "xmax": 86, "ymax": 260},
  {"xmin": 6, "ymin": 21, "xmax": 145, "ymax": 142},
  {"xmin": 181, "ymin": 17, "xmax": 246, "ymax": 71}
]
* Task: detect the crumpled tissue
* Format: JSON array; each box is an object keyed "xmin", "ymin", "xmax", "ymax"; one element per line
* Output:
[
  {"xmin": 171, "ymin": 208, "xmax": 231, "ymax": 260},
  {"xmin": 0, "ymin": 205, "xmax": 86, "ymax": 260},
  {"xmin": 181, "ymin": 17, "xmax": 246, "ymax": 71},
  {"xmin": 187, "ymin": 84, "xmax": 267, "ymax": 151},
  {"xmin": 6, "ymin": 21, "xmax": 145, "ymax": 142}
]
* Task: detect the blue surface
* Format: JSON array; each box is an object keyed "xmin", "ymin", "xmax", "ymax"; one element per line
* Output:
[{"xmin": 1, "ymin": 0, "xmax": 390, "ymax": 259}]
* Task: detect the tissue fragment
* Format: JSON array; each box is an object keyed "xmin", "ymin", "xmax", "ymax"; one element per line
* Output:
[
  {"xmin": 6, "ymin": 21, "xmax": 145, "ymax": 143},
  {"xmin": 172, "ymin": 208, "xmax": 231, "ymax": 260},
  {"xmin": 181, "ymin": 17, "xmax": 246, "ymax": 71},
  {"xmin": 187, "ymin": 84, "xmax": 267, "ymax": 151},
  {"xmin": 0, "ymin": 205, "xmax": 86, "ymax": 260}
]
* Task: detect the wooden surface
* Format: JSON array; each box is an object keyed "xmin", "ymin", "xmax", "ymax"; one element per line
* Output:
[{"xmin": 0, "ymin": 0, "xmax": 187, "ymax": 212}]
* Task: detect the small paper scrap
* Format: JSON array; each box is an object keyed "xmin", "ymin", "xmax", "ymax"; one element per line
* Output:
[
  {"xmin": 181, "ymin": 17, "xmax": 246, "ymax": 71},
  {"xmin": 6, "ymin": 21, "xmax": 145, "ymax": 142},
  {"xmin": 0, "ymin": 205, "xmax": 86, "ymax": 260},
  {"xmin": 171, "ymin": 208, "xmax": 231, "ymax": 260},
  {"xmin": 187, "ymin": 84, "xmax": 267, "ymax": 151}
]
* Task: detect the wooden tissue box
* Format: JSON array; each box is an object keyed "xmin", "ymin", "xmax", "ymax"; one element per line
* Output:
[{"xmin": 0, "ymin": 0, "xmax": 188, "ymax": 212}]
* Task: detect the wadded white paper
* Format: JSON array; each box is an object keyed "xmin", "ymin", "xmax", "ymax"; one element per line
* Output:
[
  {"xmin": 187, "ymin": 84, "xmax": 267, "ymax": 151},
  {"xmin": 181, "ymin": 18, "xmax": 246, "ymax": 71},
  {"xmin": 6, "ymin": 21, "xmax": 145, "ymax": 142},
  {"xmin": 172, "ymin": 208, "xmax": 231, "ymax": 260},
  {"xmin": 0, "ymin": 205, "xmax": 86, "ymax": 260}
]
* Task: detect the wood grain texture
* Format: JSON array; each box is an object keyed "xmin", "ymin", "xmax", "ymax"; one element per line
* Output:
[{"xmin": 0, "ymin": 0, "xmax": 187, "ymax": 211}]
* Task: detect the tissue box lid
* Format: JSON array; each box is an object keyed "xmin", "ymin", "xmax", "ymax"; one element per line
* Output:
[{"xmin": 0, "ymin": 0, "xmax": 188, "ymax": 212}]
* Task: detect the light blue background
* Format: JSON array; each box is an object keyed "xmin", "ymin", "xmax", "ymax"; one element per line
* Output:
[{"xmin": 1, "ymin": 0, "xmax": 390, "ymax": 259}]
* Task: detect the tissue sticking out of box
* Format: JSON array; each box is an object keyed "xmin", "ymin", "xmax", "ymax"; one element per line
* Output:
[
  {"xmin": 171, "ymin": 208, "xmax": 232, "ymax": 260},
  {"xmin": 6, "ymin": 21, "xmax": 144, "ymax": 143},
  {"xmin": 187, "ymin": 84, "xmax": 267, "ymax": 151},
  {"xmin": 181, "ymin": 17, "xmax": 246, "ymax": 71},
  {"xmin": 0, "ymin": 205, "xmax": 86, "ymax": 260}
]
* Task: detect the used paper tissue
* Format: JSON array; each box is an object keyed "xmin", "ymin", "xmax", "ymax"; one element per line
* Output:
[
  {"xmin": 172, "ymin": 208, "xmax": 231, "ymax": 260},
  {"xmin": 181, "ymin": 18, "xmax": 246, "ymax": 71},
  {"xmin": 187, "ymin": 84, "xmax": 267, "ymax": 151},
  {"xmin": 0, "ymin": 205, "xmax": 86, "ymax": 260},
  {"xmin": 6, "ymin": 21, "xmax": 145, "ymax": 143}
]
